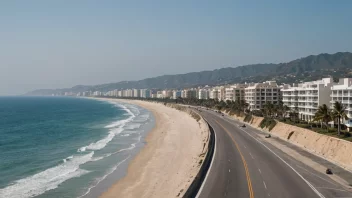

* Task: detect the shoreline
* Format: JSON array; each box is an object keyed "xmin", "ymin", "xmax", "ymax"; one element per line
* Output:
[{"xmin": 98, "ymin": 99, "xmax": 208, "ymax": 198}]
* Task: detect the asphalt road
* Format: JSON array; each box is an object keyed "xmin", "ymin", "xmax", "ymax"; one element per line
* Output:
[{"xmin": 195, "ymin": 108, "xmax": 352, "ymax": 198}]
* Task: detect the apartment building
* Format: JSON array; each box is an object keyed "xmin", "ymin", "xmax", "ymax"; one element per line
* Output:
[
  {"xmin": 184, "ymin": 89, "xmax": 197, "ymax": 99},
  {"xmin": 162, "ymin": 90, "xmax": 173, "ymax": 99},
  {"xmin": 209, "ymin": 86, "xmax": 225, "ymax": 100},
  {"xmin": 331, "ymin": 78, "xmax": 352, "ymax": 130},
  {"xmin": 133, "ymin": 89, "xmax": 140, "ymax": 98},
  {"xmin": 198, "ymin": 89, "xmax": 210, "ymax": 99},
  {"xmin": 282, "ymin": 78, "xmax": 333, "ymax": 121},
  {"xmin": 140, "ymin": 89, "xmax": 151, "ymax": 98},
  {"xmin": 245, "ymin": 81, "xmax": 281, "ymax": 110},
  {"xmin": 224, "ymin": 84, "xmax": 248, "ymax": 101},
  {"xmin": 172, "ymin": 90, "xmax": 181, "ymax": 99}
]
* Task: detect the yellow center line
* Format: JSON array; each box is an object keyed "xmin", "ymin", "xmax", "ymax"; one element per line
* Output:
[{"xmin": 215, "ymin": 119, "xmax": 254, "ymax": 198}]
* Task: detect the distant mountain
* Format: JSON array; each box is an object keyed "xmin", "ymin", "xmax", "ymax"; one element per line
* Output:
[{"xmin": 26, "ymin": 52, "xmax": 352, "ymax": 95}]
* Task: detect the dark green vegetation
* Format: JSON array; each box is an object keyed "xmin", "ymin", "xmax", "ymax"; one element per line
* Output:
[
  {"xmin": 27, "ymin": 52, "xmax": 352, "ymax": 95},
  {"xmin": 259, "ymin": 118, "xmax": 277, "ymax": 131}
]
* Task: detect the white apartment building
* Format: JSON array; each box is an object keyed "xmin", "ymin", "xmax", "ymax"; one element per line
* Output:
[
  {"xmin": 124, "ymin": 89, "xmax": 133, "ymax": 97},
  {"xmin": 140, "ymin": 89, "xmax": 151, "ymax": 98},
  {"xmin": 245, "ymin": 81, "xmax": 281, "ymax": 110},
  {"xmin": 331, "ymin": 78, "xmax": 352, "ymax": 130},
  {"xmin": 162, "ymin": 90, "xmax": 173, "ymax": 99},
  {"xmin": 225, "ymin": 84, "xmax": 248, "ymax": 101},
  {"xmin": 133, "ymin": 89, "xmax": 140, "ymax": 98},
  {"xmin": 198, "ymin": 89, "xmax": 210, "ymax": 99},
  {"xmin": 209, "ymin": 86, "xmax": 225, "ymax": 100},
  {"xmin": 282, "ymin": 78, "xmax": 333, "ymax": 121},
  {"xmin": 157, "ymin": 91, "xmax": 163, "ymax": 98}
]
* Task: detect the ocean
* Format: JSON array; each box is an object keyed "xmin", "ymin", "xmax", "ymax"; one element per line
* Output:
[{"xmin": 0, "ymin": 96, "xmax": 154, "ymax": 198}]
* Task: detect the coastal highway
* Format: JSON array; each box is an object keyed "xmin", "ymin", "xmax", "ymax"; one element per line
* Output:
[{"xmin": 194, "ymin": 108, "xmax": 352, "ymax": 198}]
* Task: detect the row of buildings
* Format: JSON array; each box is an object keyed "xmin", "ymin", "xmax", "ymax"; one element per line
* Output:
[{"xmin": 71, "ymin": 77, "xmax": 352, "ymax": 129}]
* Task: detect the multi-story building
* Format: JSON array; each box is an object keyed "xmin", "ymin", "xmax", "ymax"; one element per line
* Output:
[
  {"xmin": 224, "ymin": 84, "xmax": 248, "ymax": 101},
  {"xmin": 184, "ymin": 89, "xmax": 197, "ymax": 99},
  {"xmin": 245, "ymin": 81, "xmax": 281, "ymax": 110},
  {"xmin": 181, "ymin": 90, "xmax": 186, "ymax": 98},
  {"xmin": 282, "ymin": 78, "xmax": 333, "ymax": 121},
  {"xmin": 157, "ymin": 91, "xmax": 163, "ymax": 98},
  {"xmin": 173, "ymin": 90, "xmax": 182, "ymax": 99},
  {"xmin": 209, "ymin": 86, "xmax": 225, "ymax": 100},
  {"xmin": 140, "ymin": 89, "xmax": 151, "ymax": 98},
  {"xmin": 198, "ymin": 89, "xmax": 210, "ymax": 99},
  {"xmin": 331, "ymin": 78, "xmax": 352, "ymax": 130},
  {"xmin": 133, "ymin": 89, "xmax": 140, "ymax": 98},
  {"xmin": 162, "ymin": 90, "xmax": 173, "ymax": 99}
]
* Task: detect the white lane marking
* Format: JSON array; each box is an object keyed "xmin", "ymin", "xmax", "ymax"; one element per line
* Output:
[
  {"xmin": 234, "ymin": 126, "xmax": 326, "ymax": 198},
  {"xmin": 249, "ymin": 152, "xmax": 255, "ymax": 159},
  {"xmin": 229, "ymin": 169, "xmax": 231, "ymax": 173},
  {"xmin": 268, "ymin": 193, "xmax": 271, "ymax": 197},
  {"xmin": 315, "ymin": 187, "xmax": 348, "ymax": 192},
  {"xmin": 263, "ymin": 181, "xmax": 267, "ymax": 189},
  {"xmin": 244, "ymin": 145, "xmax": 247, "ymax": 149},
  {"xmin": 258, "ymin": 169, "xmax": 262, "ymax": 174},
  {"xmin": 195, "ymin": 118, "xmax": 217, "ymax": 198}
]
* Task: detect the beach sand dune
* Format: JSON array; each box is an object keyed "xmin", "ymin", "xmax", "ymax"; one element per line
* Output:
[{"xmin": 100, "ymin": 99, "xmax": 208, "ymax": 198}]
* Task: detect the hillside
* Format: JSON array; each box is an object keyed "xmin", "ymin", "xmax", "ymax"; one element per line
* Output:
[{"xmin": 26, "ymin": 52, "xmax": 352, "ymax": 95}]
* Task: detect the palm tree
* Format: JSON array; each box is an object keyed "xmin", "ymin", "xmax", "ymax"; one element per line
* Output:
[
  {"xmin": 332, "ymin": 101, "xmax": 348, "ymax": 136},
  {"xmin": 313, "ymin": 104, "xmax": 332, "ymax": 132},
  {"xmin": 283, "ymin": 105, "xmax": 290, "ymax": 118},
  {"xmin": 263, "ymin": 102, "xmax": 275, "ymax": 117}
]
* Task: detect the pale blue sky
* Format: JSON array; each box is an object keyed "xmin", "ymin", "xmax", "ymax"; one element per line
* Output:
[{"xmin": 1, "ymin": 0, "xmax": 352, "ymax": 95}]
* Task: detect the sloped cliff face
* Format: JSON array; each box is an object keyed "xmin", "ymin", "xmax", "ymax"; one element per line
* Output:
[{"xmin": 270, "ymin": 122, "xmax": 352, "ymax": 170}]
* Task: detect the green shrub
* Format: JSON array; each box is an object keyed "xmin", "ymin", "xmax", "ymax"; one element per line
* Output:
[
  {"xmin": 252, "ymin": 110, "xmax": 264, "ymax": 117},
  {"xmin": 296, "ymin": 124, "xmax": 311, "ymax": 129},
  {"xmin": 244, "ymin": 114, "xmax": 252, "ymax": 123},
  {"xmin": 343, "ymin": 131, "xmax": 351, "ymax": 138},
  {"xmin": 259, "ymin": 117, "xmax": 277, "ymax": 131}
]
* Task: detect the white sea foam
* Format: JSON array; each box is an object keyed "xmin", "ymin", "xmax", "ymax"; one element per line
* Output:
[
  {"xmin": 78, "ymin": 155, "xmax": 131, "ymax": 198},
  {"xmin": 104, "ymin": 104, "xmax": 135, "ymax": 129},
  {"xmin": 0, "ymin": 152, "xmax": 94, "ymax": 198},
  {"xmin": 78, "ymin": 103, "xmax": 136, "ymax": 152},
  {"xmin": 120, "ymin": 134, "xmax": 130, "ymax": 137},
  {"xmin": 85, "ymin": 127, "xmax": 124, "ymax": 151},
  {"xmin": 124, "ymin": 123, "xmax": 141, "ymax": 130}
]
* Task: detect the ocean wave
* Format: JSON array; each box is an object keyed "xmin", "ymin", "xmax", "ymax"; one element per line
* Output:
[
  {"xmin": 85, "ymin": 127, "xmax": 124, "ymax": 151},
  {"xmin": 78, "ymin": 155, "xmax": 131, "ymax": 198},
  {"xmin": 78, "ymin": 103, "xmax": 136, "ymax": 153},
  {"xmin": 91, "ymin": 135, "xmax": 142, "ymax": 161},
  {"xmin": 124, "ymin": 123, "xmax": 141, "ymax": 130},
  {"xmin": 105, "ymin": 104, "xmax": 135, "ymax": 129},
  {"xmin": 0, "ymin": 152, "xmax": 94, "ymax": 198}
]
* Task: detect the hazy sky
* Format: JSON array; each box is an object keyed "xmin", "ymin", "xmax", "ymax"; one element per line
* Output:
[{"xmin": 1, "ymin": 0, "xmax": 352, "ymax": 95}]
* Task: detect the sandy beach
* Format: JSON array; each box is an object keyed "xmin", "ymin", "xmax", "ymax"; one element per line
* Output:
[{"xmin": 99, "ymin": 99, "xmax": 209, "ymax": 198}]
